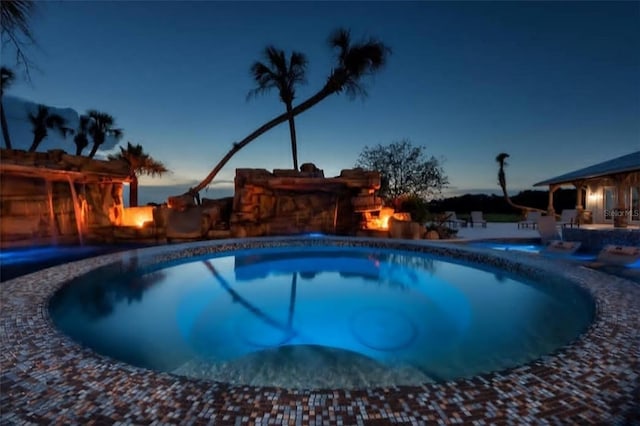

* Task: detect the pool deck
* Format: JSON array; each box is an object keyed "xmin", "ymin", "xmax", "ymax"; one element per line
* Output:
[{"xmin": 1, "ymin": 236, "xmax": 639, "ymax": 425}]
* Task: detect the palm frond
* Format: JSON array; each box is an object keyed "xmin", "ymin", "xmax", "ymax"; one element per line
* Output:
[
  {"xmin": 78, "ymin": 114, "xmax": 90, "ymax": 131},
  {"xmin": 247, "ymin": 45, "xmax": 307, "ymax": 104},
  {"xmin": 328, "ymin": 28, "xmax": 351, "ymax": 64},
  {"xmin": 45, "ymin": 113, "xmax": 67, "ymax": 129},
  {"xmin": 110, "ymin": 128, "xmax": 124, "ymax": 140},
  {"xmin": 110, "ymin": 141, "xmax": 169, "ymax": 177},
  {"xmin": 328, "ymin": 30, "xmax": 391, "ymax": 100},
  {"xmin": 0, "ymin": 0, "xmax": 34, "ymax": 41},
  {"xmin": 0, "ymin": 66, "xmax": 16, "ymax": 95},
  {"xmin": 265, "ymin": 46, "xmax": 287, "ymax": 76}
]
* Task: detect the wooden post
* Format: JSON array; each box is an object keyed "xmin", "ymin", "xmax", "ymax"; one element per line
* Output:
[
  {"xmin": 573, "ymin": 180, "xmax": 584, "ymax": 225},
  {"xmin": 45, "ymin": 179, "xmax": 59, "ymax": 244},
  {"xmin": 547, "ymin": 184, "xmax": 560, "ymax": 216},
  {"xmin": 613, "ymin": 173, "xmax": 630, "ymax": 228},
  {"xmin": 67, "ymin": 176, "xmax": 85, "ymax": 245}
]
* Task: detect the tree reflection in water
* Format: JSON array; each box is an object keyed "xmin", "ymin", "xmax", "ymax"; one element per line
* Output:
[{"xmin": 49, "ymin": 256, "xmax": 167, "ymax": 320}]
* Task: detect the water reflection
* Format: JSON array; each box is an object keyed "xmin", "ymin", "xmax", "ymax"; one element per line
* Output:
[
  {"xmin": 49, "ymin": 256, "xmax": 167, "ymax": 319},
  {"xmin": 47, "ymin": 245, "xmax": 592, "ymax": 387},
  {"xmin": 202, "ymin": 259, "xmax": 297, "ymax": 345}
]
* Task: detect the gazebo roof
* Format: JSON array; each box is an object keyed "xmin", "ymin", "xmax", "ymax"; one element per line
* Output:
[{"xmin": 533, "ymin": 151, "xmax": 640, "ymax": 187}]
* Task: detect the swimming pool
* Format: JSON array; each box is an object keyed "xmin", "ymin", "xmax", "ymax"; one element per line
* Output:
[
  {"xmin": 470, "ymin": 241, "xmax": 640, "ymax": 283},
  {"xmin": 0, "ymin": 243, "xmax": 155, "ymax": 282},
  {"xmin": 4, "ymin": 237, "xmax": 639, "ymax": 423},
  {"xmin": 49, "ymin": 242, "xmax": 594, "ymax": 389}
]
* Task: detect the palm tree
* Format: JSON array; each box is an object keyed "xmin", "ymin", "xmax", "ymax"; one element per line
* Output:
[
  {"xmin": 184, "ymin": 28, "xmax": 390, "ymax": 199},
  {"xmin": 27, "ymin": 105, "xmax": 70, "ymax": 152},
  {"xmin": 1, "ymin": 0, "xmax": 36, "ymax": 79},
  {"xmin": 496, "ymin": 153, "xmax": 544, "ymax": 215},
  {"xmin": 73, "ymin": 114, "xmax": 90, "ymax": 155},
  {"xmin": 248, "ymin": 46, "xmax": 308, "ymax": 170},
  {"xmin": 108, "ymin": 142, "xmax": 169, "ymax": 207},
  {"xmin": 87, "ymin": 110, "xmax": 123, "ymax": 158},
  {"xmin": 1, "ymin": 66, "xmax": 15, "ymax": 149}
]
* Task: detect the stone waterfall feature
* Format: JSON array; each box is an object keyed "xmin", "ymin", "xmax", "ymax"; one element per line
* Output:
[{"xmin": 228, "ymin": 166, "xmax": 382, "ymax": 238}]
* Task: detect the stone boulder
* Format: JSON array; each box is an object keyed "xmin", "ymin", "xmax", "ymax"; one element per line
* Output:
[
  {"xmin": 166, "ymin": 206, "xmax": 209, "ymax": 240},
  {"xmin": 389, "ymin": 217, "xmax": 424, "ymax": 240}
]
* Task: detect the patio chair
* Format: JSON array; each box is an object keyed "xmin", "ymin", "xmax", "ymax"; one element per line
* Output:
[
  {"xmin": 537, "ymin": 215, "xmax": 560, "ymax": 243},
  {"xmin": 518, "ymin": 211, "xmax": 541, "ymax": 229},
  {"xmin": 470, "ymin": 211, "xmax": 487, "ymax": 228},
  {"xmin": 444, "ymin": 211, "xmax": 466, "ymax": 229},
  {"xmin": 557, "ymin": 209, "xmax": 578, "ymax": 228}
]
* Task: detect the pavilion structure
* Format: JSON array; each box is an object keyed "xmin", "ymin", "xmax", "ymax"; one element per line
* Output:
[{"xmin": 534, "ymin": 151, "xmax": 639, "ymax": 228}]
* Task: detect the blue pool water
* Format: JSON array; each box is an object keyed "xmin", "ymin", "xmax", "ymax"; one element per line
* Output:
[
  {"xmin": 49, "ymin": 245, "xmax": 594, "ymax": 389},
  {"xmin": 0, "ymin": 244, "xmax": 154, "ymax": 282},
  {"xmin": 470, "ymin": 242, "xmax": 640, "ymax": 283}
]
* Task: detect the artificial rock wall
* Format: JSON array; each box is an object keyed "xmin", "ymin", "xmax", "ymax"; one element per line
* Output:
[{"xmin": 229, "ymin": 166, "xmax": 381, "ymax": 237}]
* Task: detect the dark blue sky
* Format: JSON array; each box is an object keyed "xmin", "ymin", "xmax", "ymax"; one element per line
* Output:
[{"xmin": 6, "ymin": 1, "xmax": 639, "ymax": 202}]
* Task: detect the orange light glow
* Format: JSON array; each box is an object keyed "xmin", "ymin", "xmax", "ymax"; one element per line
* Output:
[
  {"xmin": 379, "ymin": 208, "xmax": 394, "ymax": 230},
  {"xmin": 121, "ymin": 206, "xmax": 154, "ymax": 228},
  {"xmin": 365, "ymin": 207, "xmax": 395, "ymax": 230}
]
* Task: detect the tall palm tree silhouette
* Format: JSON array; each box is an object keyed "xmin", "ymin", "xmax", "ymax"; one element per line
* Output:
[
  {"xmin": 87, "ymin": 110, "xmax": 123, "ymax": 158},
  {"xmin": 27, "ymin": 105, "xmax": 70, "ymax": 152},
  {"xmin": 248, "ymin": 46, "xmax": 308, "ymax": 171},
  {"xmin": 108, "ymin": 142, "xmax": 169, "ymax": 207},
  {"xmin": 184, "ymin": 28, "xmax": 390, "ymax": 199},
  {"xmin": 496, "ymin": 153, "xmax": 544, "ymax": 215},
  {"xmin": 1, "ymin": 66, "xmax": 15, "ymax": 149}
]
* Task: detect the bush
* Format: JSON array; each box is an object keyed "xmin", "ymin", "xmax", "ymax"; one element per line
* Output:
[{"xmin": 395, "ymin": 194, "xmax": 430, "ymax": 223}]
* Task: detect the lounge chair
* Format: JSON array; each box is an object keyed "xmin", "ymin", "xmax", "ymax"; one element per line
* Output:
[
  {"xmin": 518, "ymin": 211, "xmax": 541, "ymax": 229},
  {"xmin": 557, "ymin": 209, "xmax": 578, "ymax": 228},
  {"xmin": 470, "ymin": 211, "xmax": 487, "ymax": 228},
  {"xmin": 537, "ymin": 215, "xmax": 560, "ymax": 243},
  {"xmin": 595, "ymin": 245, "xmax": 640, "ymax": 266},
  {"xmin": 444, "ymin": 211, "xmax": 466, "ymax": 229},
  {"xmin": 542, "ymin": 240, "xmax": 582, "ymax": 255}
]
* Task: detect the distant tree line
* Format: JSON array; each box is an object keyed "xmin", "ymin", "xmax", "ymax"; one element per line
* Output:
[{"xmin": 429, "ymin": 188, "xmax": 577, "ymax": 216}]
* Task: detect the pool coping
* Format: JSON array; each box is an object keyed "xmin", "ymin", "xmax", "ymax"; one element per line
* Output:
[{"xmin": 1, "ymin": 236, "xmax": 639, "ymax": 424}]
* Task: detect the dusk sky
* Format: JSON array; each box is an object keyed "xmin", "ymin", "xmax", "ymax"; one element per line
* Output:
[{"xmin": 4, "ymin": 1, "xmax": 639, "ymax": 204}]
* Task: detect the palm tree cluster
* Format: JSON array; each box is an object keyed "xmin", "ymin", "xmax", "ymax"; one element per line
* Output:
[
  {"xmin": 8, "ymin": 101, "xmax": 124, "ymax": 157},
  {"xmin": 188, "ymin": 28, "xmax": 390, "ymax": 197},
  {"xmin": 0, "ymin": 64, "xmax": 125, "ymax": 156},
  {"xmin": 66, "ymin": 109, "xmax": 123, "ymax": 158},
  {"xmin": 2, "ymin": 19, "xmax": 390, "ymax": 207}
]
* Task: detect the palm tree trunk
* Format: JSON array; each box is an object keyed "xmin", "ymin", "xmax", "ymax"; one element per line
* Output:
[
  {"xmin": 286, "ymin": 102, "xmax": 299, "ymax": 170},
  {"xmin": 28, "ymin": 134, "xmax": 44, "ymax": 152},
  {"xmin": 497, "ymin": 159, "xmax": 545, "ymax": 215},
  {"xmin": 187, "ymin": 86, "xmax": 335, "ymax": 196},
  {"xmin": 129, "ymin": 174, "xmax": 138, "ymax": 207},
  {"xmin": 88, "ymin": 143, "xmax": 99, "ymax": 158},
  {"xmin": 0, "ymin": 100, "xmax": 13, "ymax": 149}
]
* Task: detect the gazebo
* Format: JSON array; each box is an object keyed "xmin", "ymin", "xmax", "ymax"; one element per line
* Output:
[{"xmin": 533, "ymin": 151, "xmax": 639, "ymax": 228}]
